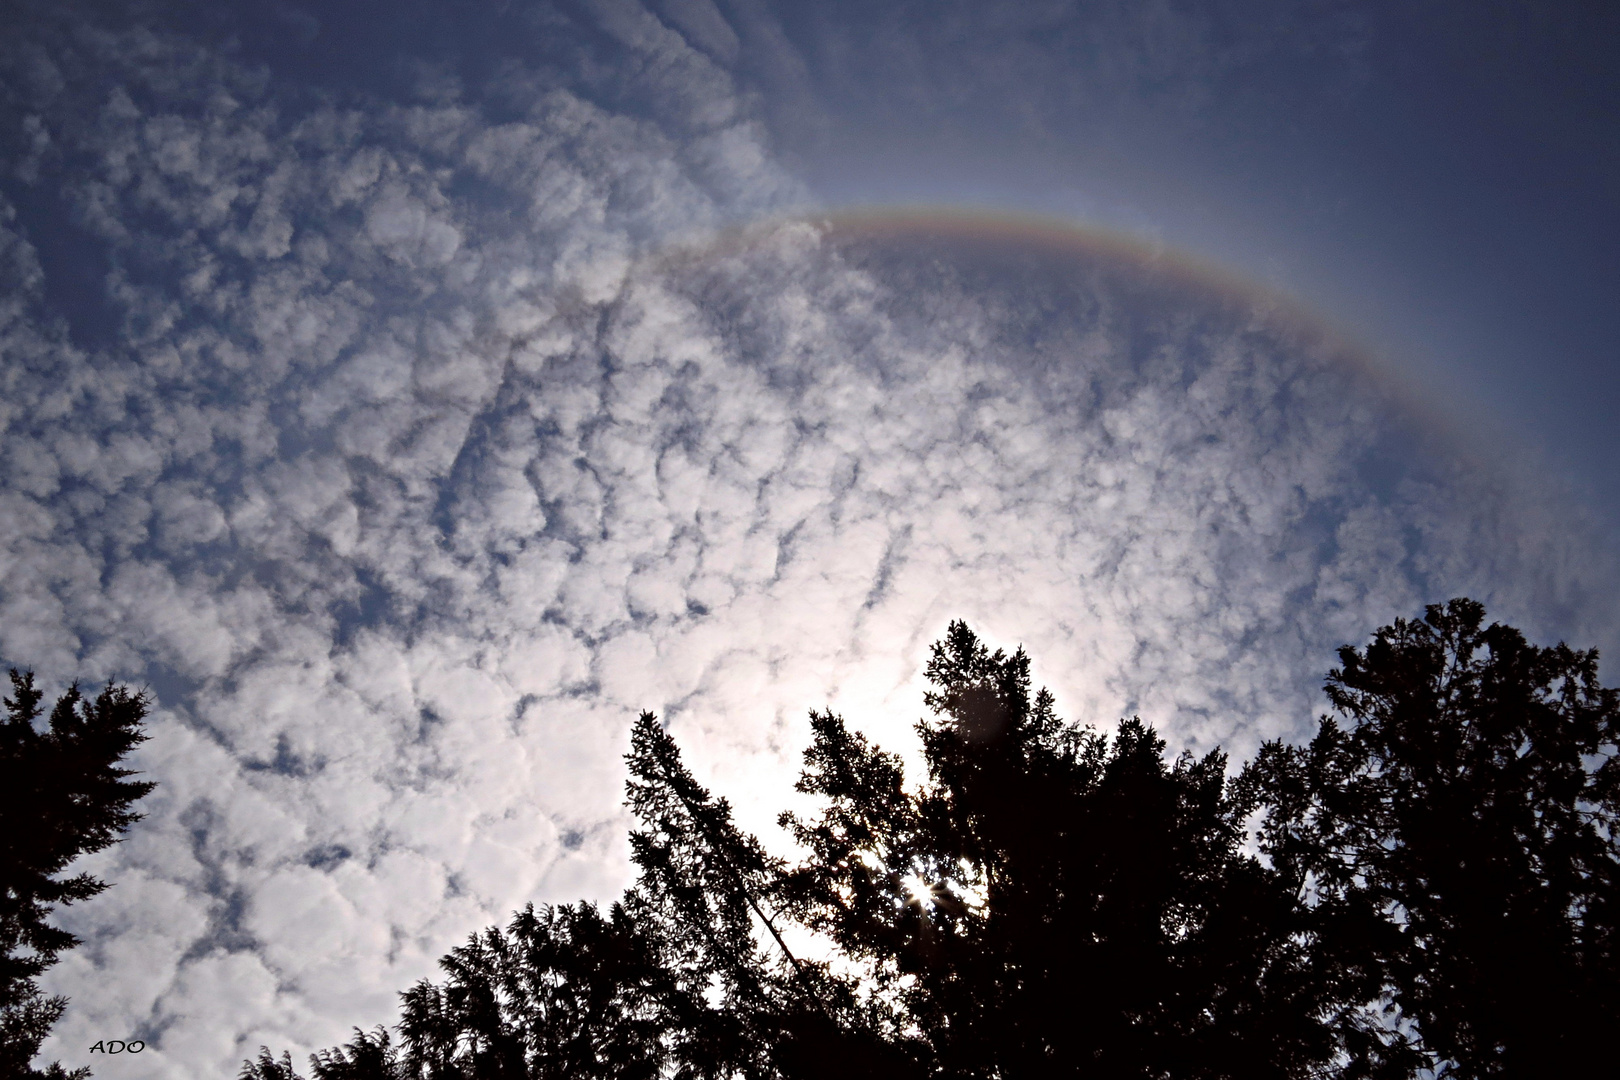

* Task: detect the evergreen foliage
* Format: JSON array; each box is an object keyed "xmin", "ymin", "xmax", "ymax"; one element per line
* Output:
[
  {"xmin": 246, "ymin": 603, "xmax": 1619, "ymax": 1079},
  {"xmin": 1238, "ymin": 598, "xmax": 1620, "ymax": 1077},
  {"xmin": 1, "ymin": 671, "xmax": 154, "ymax": 1080},
  {"xmin": 775, "ymin": 624, "xmax": 1332, "ymax": 1079}
]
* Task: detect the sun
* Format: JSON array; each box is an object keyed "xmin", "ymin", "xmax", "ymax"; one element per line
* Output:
[{"xmin": 902, "ymin": 872, "xmax": 934, "ymax": 908}]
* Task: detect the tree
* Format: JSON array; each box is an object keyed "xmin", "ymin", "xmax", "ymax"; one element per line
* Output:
[
  {"xmin": 1, "ymin": 671, "xmax": 155, "ymax": 1080},
  {"xmin": 1239, "ymin": 599, "xmax": 1620, "ymax": 1077},
  {"xmin": 250, "ymin": 623, "xmax": 1343, "ymax": 1079},
  {"xmin": 774, "ymin": 622, "xmax": 1342, "ymax": 1079},
  {"xmin": 240, "ymin": 902, "xmax": 672, "ymax": 1080},
  {"xmin": 251, "ymin": 604, "xmax": 1620, "ymax": 1079},
  {"xmin": 244, "ymin": 715, "xmax": 915, "ymax": 1080}
]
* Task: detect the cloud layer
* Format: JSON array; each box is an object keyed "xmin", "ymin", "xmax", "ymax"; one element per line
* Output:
[{"xmin": 2, "ymin": 6, "xmax": 1613, "ymax": 1077}]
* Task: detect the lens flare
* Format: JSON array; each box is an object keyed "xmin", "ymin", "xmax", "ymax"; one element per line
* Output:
[{"xmin": 903, "ymin": 872, "xmax": 934, "ymax": 907}]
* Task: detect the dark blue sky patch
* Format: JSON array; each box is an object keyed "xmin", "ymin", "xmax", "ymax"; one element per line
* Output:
[
  {"xmin": 303, "ymin": 843, "xmax": 353, "ymax": 871},
  {"xmin": 330, "ymin": 566, "xmax": 394, "ymax": 649},
  {"xmin": 243, "ymin": 731, "xmax": 326, "ymax": 780},
  {"xmin": 1, "ymin": 184, "xmax": 123, "ymax": 349}
]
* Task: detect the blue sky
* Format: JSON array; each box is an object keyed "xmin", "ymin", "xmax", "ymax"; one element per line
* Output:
[
  {"xmin": 72, "ymin": 0, "xmax": 1613, "ymax": 520},
  {"xmin": 758, "ymin": 1, "xmax": 1620, "ymax": 517},
  {"xmin": 2, "ymin": 2, "xmax": 1616, "ymax": 1076},
  {"xmin": 18, "ymin": 2, "xmax": 1619, "ymax": 520}
]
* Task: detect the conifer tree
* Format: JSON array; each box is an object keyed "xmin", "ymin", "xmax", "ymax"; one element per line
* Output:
[
  {"xmin": 250, "ymin": 604, "xmax": 1620, "ymax": 1079},
  {"xmin": 1, "ymin": 672, "xmax": 154, "ymax": 1080},
  {"xmin": 775, "ymin": 622, "xmax": 1336, "ymax": 1079},
  {"xmin": 1239, "ymin": 599, "xmax": 1620, "ymax": 1077},
  {"xmin": 250, "ymin": 624, "xmax": 1336, "ymax": 1078}
]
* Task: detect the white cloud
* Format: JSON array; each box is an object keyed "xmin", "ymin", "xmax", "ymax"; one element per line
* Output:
[{"xmin": 1, "ymin": 6, "xmax": 1613, "ymax": 1079}]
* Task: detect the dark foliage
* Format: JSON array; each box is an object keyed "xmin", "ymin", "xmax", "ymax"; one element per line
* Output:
[
  {"xmin": 244, "ymin": 719, "xmax": 912, "ymax": 1080},
  {"xmin": 247, "ymin": 903, "xmax": 673, "ymax": 1080},
  {"xmin": 1, "ymin": 671, "xmax": 154, "ymax": 1079},
  {"xmin": 251, "ymin": 603, "xmax": 1619, "ymax": 1079},
  {"xmin": 1239, "ymin": 598, "xmax": 1620, "ymax": 1077},
  {"xmin": 775, "ymin": 623, "xmax": 1334, "ymax": 1079}
]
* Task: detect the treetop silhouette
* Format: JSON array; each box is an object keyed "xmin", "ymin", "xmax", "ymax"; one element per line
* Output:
[
  {"xmin": 1238, "ymin": 598, "xmax": 1620, "ymax": 1077},
  {"xmin": 3, "ymin": 672, "xmax": 154, "ymax": 1080},
  {"xmin": 246, "ymin": 601, "xmax": 1619, "ymax": 1079}
]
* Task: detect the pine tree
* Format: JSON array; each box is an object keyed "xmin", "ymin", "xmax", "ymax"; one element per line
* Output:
[
  {"xmin": 251, "ymin": 624, "xmax": 1340, "ymax": 1078},
  {"xmin": 243, "ymin": 714, "xmax": 915, "ymax": 1080},
  {"xmin": 252, "ymin": 604, "xmax": 1620, "ymax": 1079},
  {"xmin": 776, "ymin": 622, "xmax": 1337, "ymax": 1079},
  {"xmin": 1, "ymin": 671, "xmax": 154, "ymax": 1079},
  {"xmin": 1239, "ymin": 599, "xmax": 1620, "ymax": 1076}
]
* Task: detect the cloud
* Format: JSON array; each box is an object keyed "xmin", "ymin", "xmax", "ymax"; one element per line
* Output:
[{"xmin": 1, "ymin": 5, "xmax": 1612, "ymax": 1078}]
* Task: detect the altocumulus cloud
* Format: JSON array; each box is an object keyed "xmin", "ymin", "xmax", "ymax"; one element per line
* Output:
[{"xmin": 1, "ymin": 4, "xmax": 1614, "ymax": 1078}]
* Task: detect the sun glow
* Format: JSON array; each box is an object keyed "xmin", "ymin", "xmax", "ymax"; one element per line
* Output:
[{"xmin": 902, "ymin": 872, "xmax": 934, "ymax": 908}]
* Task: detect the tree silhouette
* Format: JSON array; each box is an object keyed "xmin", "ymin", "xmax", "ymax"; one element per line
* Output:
[
  {"xmin": 774, "ymin": 622, "xmax": 1335, "ymax": 1079},
  {"xmin": 1, "ymin": 672, "xmax": 154, "ymax": 1080},
  {"xmin": 248, "ymin": 604, "xmax": 1619, "ymax": 1079},
  {"xmin": 1239, "ymin": 598, "xmax": 1620, "ymax": 1077}
]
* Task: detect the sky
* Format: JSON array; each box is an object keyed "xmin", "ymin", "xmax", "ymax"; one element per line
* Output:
[{"xmin": 2, "ymin": 2, "xmax": 1616, "ymax": 1076}]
